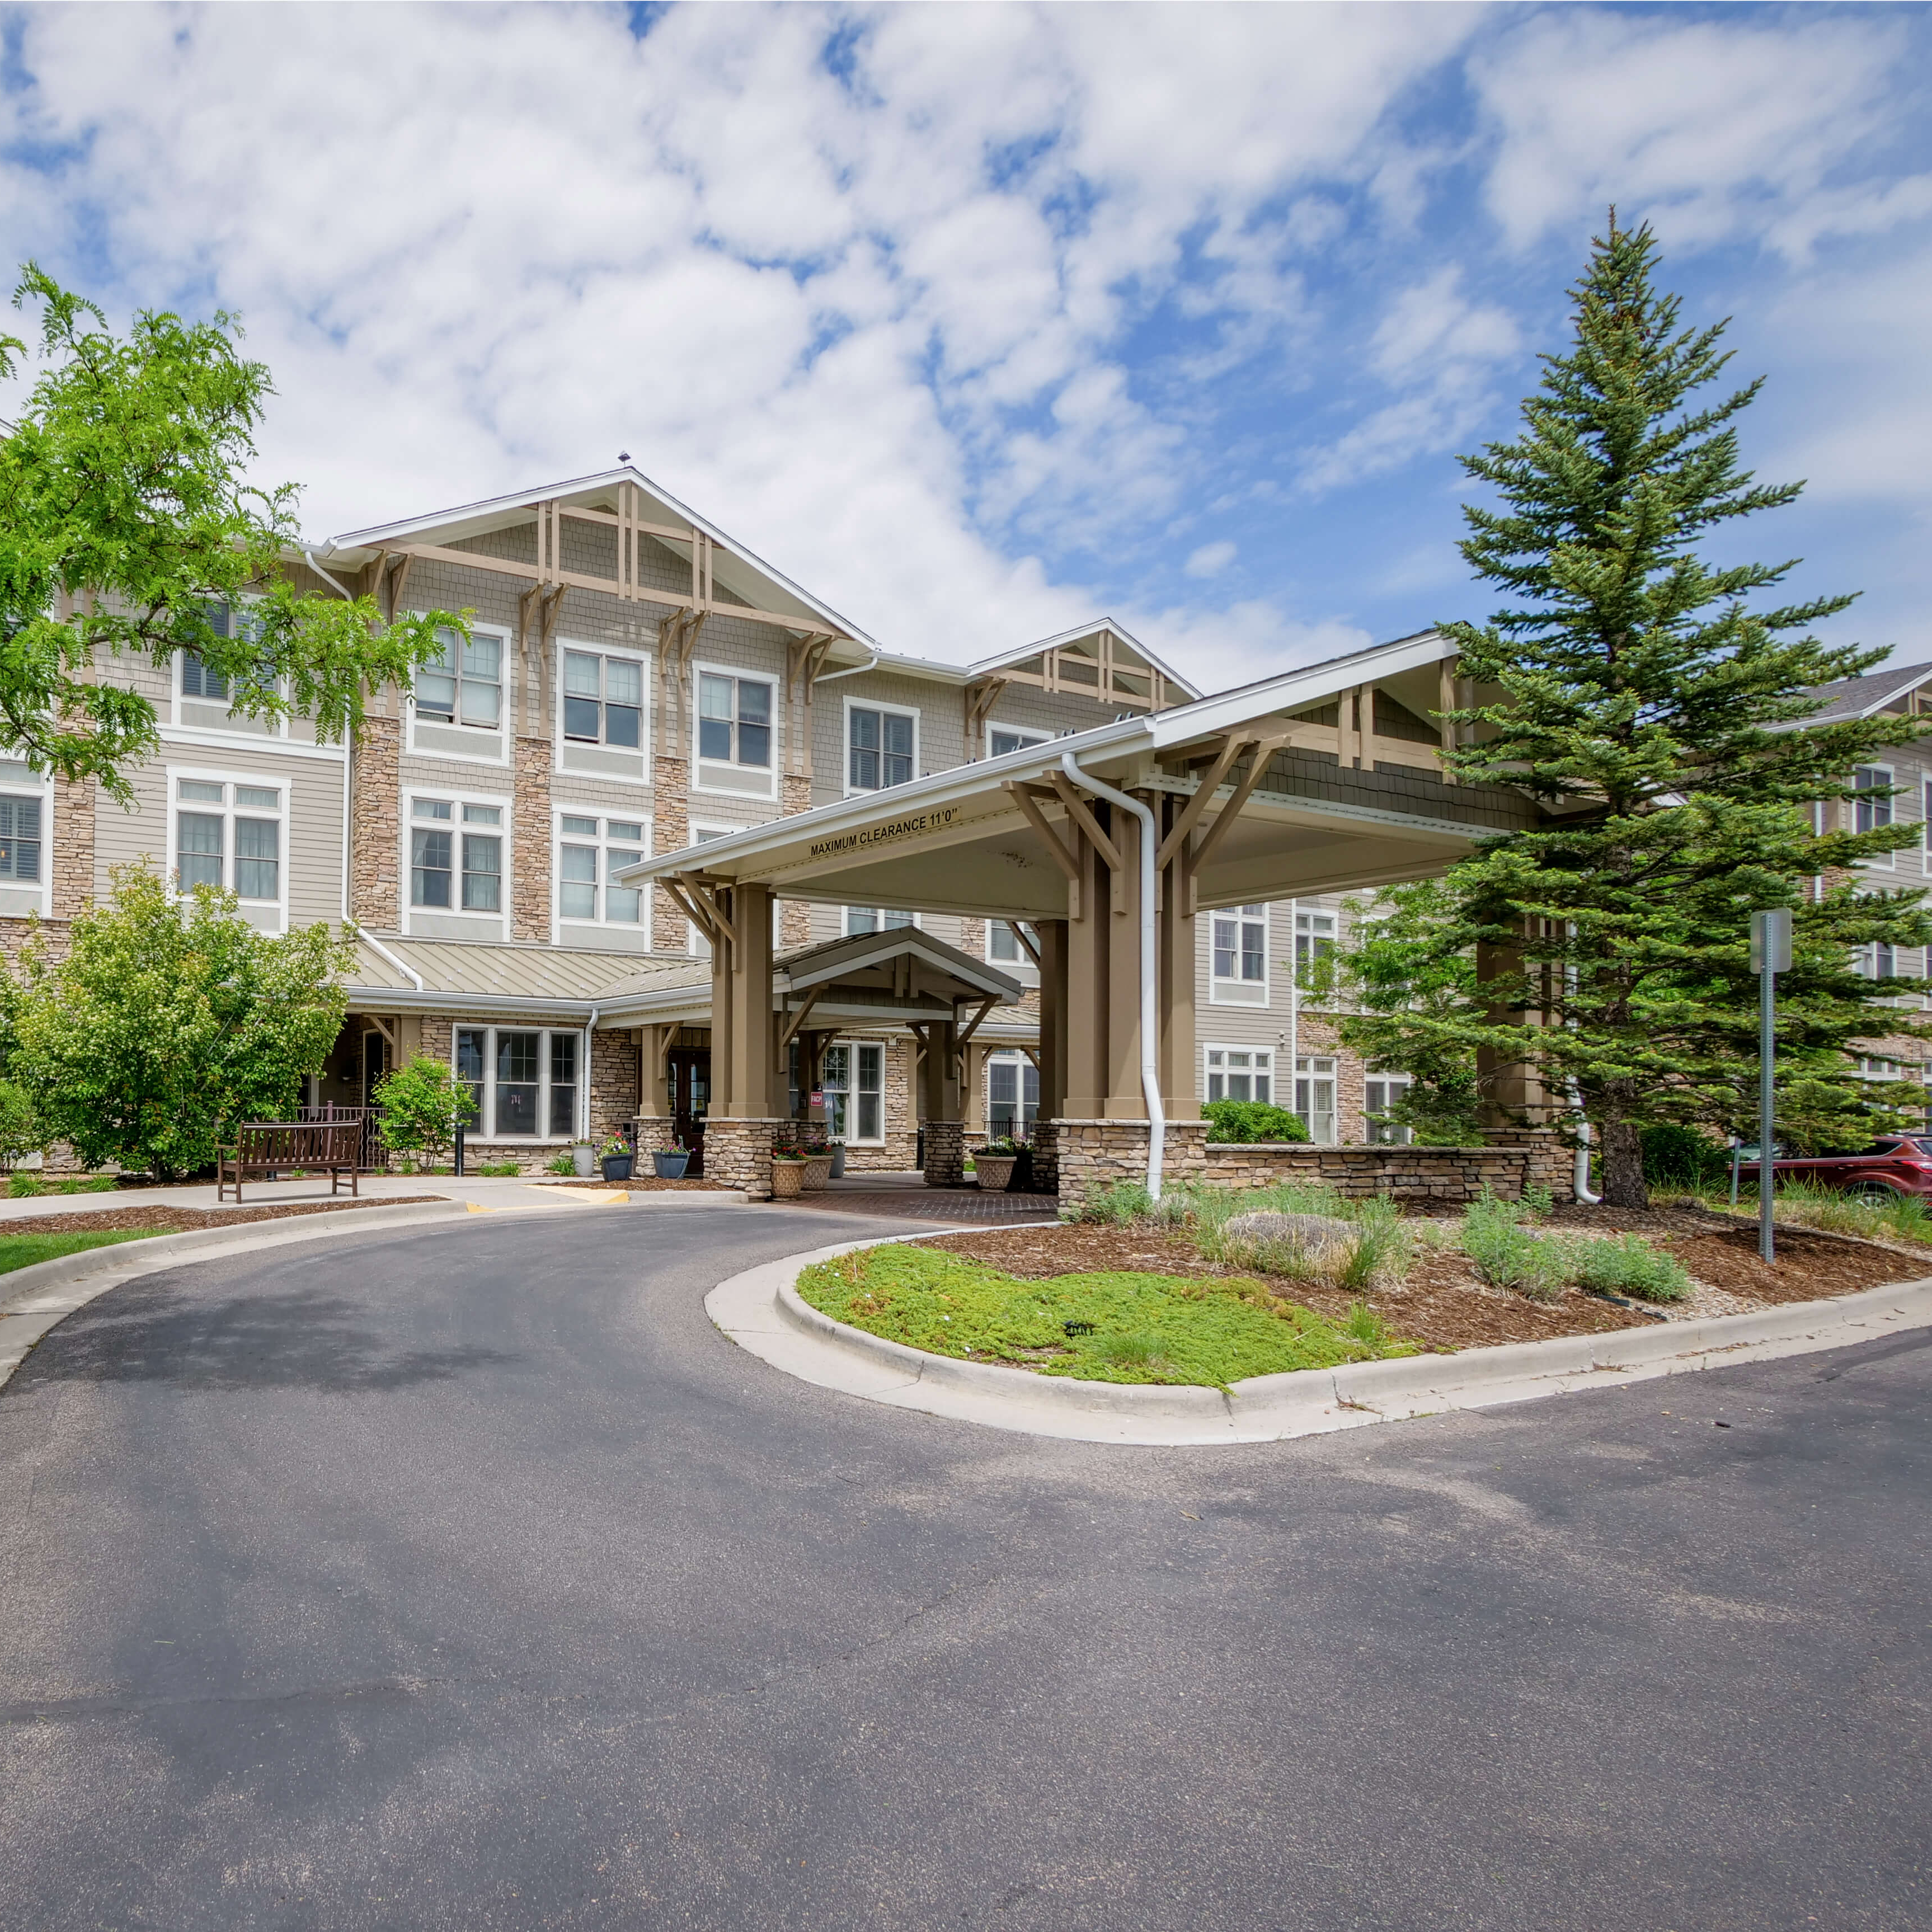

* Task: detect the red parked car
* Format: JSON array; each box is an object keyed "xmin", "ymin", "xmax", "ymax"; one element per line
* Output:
[{"xmin": 1739, "ymin": 1136, "xmax": 1932, "ymax": 1201}]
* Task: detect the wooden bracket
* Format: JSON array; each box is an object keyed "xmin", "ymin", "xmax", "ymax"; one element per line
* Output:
[
  {"xmin": 777, "ymin": 984, "xmax": 825, "ymax": 1070},
  {"xmin": 963, "ymin": 675, "xmax": 1010, "ymax": 754},
  {"xmin": 1188, "ymin": 733, "xmax": 1290, "ymax": 877},
  {"xmin": 365, "ymin": 1014, "xmax": 399, "ymax": 1050},
  {"xmin": 665, "ymin": 874, "xmax": 731, "ymax": 956},
  {"xmin": 1047, "ymin": 771, "xmax": 1127, "ymax": 915},
  {"xmin": 1004, "ymin": 782, "xmax": 1083, "ymax": 922},
  {"xmin": 954, "ymin": 995, "xmax": 997, "ymax": 1056},
  {"xmin": 1155, "ymin": 730, "xmax": 1250, "ymax": 871},
  {"xmin": 1008, "ymin": 920, "xmax": 1042, "ymax": 969}
]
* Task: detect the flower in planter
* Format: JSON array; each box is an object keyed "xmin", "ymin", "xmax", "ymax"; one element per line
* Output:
[{"xmin": 597, "ymin": 1135, "xmax": 631, "ymax": 1160}]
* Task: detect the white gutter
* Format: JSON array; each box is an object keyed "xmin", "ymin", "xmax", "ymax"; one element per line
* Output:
[
  {"xmin": 1059, "ymin": 751, "xmax": 1165, "ymax": 1201},
  {"xmin": 346, "ymin": 920, "xmax": 425, "ymax": 994},
  {"xmin": 304, "ymin": 547, "xmax": 356, "ymax": 600},
  {"xmin": 814, "ymin": 643, "xmax": 881, "ymax": 685}
]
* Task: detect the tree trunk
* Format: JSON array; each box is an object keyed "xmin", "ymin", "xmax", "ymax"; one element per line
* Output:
[{"xmin": 1600, "ymin": 1118, "xmax": 1649, "ymax": 1209}]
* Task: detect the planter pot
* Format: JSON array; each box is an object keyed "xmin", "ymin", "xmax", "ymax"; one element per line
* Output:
[
  {"xmin": 801, "ymin": 1154, "xmax": 834, "ymax": 1191},
  {"xmin": 973, "ymin": 1154, "xmax": 1018, "ymax": 1192},
  {"xmin": 601, "ymin": 1154, "xmax": 634, "ymax": 1182},
  {"xmin": 571, "ymin": 1141, "xmax": 596, "ymax": 1178},
  {"xmin": 829, "ymin": 1141, "xmax": 848, "ymax": 1178},
  {"xmin": 652, "ymin": 1149, "xmax": 691, "ymax": 1180},
  {"xmin": 770, "ymin": 1160, "xmax": 806, "ymax": 1199}
]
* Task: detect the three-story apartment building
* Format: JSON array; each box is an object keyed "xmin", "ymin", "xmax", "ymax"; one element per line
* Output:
[{"xmin": 7, "ymin": 465, "xmax": 1441, "ymax": 1170}]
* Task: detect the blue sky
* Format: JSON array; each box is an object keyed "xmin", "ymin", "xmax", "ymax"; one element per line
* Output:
[{"xmin": 3, "ymin": 2, "xmax": 1930, "ymax": 692}]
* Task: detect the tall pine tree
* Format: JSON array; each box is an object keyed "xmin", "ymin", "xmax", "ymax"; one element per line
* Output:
[{"xmin": 1338, "ymin": 216, "xmax": 1931, "ymax": 1207}]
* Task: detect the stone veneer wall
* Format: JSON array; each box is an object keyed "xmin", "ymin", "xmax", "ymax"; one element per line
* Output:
[
  {"xmin": 53, "ymin": 775, "xmax": 93, "ymax": 920},
  {"xmin": 513, "ymin": 735, "xmax": 552, "ymax": 942},
  {"xmin": 350, "ymin": 716, "xmax": 401, "ymax": 930},
  {"xmin": 1052, "ymin": 1118, "xmax": 1575, "ymax": 1211},
  {"xmin": 589, "ymin": 1028, "xmax": 641, "ymax": 1142},
  {"xmin": 779, "ymin": 774, "xmax": 812, "ymax": 948},
  {"xmin": 839, "ymin": 1035, "xmax": 919, "ymax": 1171},
  {"xmin": 921, "ymin": 1119, "xmax": 965, "ymax": 1187},
  {"xmin": 651, "ymin": 756, "xmax": 690, "ymax": 953},
  {"xmin": 703, "ymin": 1117, "xmax": 777, "ymax": 1198}
]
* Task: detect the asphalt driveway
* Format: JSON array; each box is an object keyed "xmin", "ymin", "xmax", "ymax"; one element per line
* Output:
[{"xmin": 0, "ymin": 1207, "xmax": 1925, "ymax": 1931}]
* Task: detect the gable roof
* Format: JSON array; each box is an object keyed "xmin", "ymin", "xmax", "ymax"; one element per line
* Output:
[{"xmin": 1803, "ymin": 661, "xmax": 1932, "ymax": 725}]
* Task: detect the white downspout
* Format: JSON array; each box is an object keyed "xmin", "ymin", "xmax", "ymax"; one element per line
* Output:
[
  {"xmin": 346, "ymin": 919, "xmax": 424, "ymax": 994},
  {"xmin": 583, "ymin": 1008, "xmax": 600, "ymax": 1144},
  {"xmin": 1286, "ymin": 897, "xmax": 1300, "ymax": 1109},
  {"xmin": 1564, "ymin": 957, "xmax": 1601, "ymax": 1205},
  {"xmin": 304, "ymin": 547, "xmax": 356, "ymax": 601},
  {"xmin": 1060, "ymin": 753, "xmax": 1165, "ymax": 1200}
]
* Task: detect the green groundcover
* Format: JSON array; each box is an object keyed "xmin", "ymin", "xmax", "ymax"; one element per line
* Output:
[{"xmin": 797, "ymin": 1242, "xmax": 1419, "ymax": 1390}]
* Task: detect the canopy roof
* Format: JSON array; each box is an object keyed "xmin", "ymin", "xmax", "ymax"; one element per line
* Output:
[{"xmin": 622, "ymin": 629, "xmax": 1537, "ymax": 920}]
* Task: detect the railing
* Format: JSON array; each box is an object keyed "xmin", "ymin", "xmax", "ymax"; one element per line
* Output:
[{"xmin": 297, "ymin": 1104, "xmax": 382, "ymax": 1171}]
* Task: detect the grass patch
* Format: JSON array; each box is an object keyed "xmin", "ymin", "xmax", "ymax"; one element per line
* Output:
[
  {"xmin": 0, "ymin": 1229, "xmax": 154, "ymax": 1276},
  {"xmin": 797, "ymin": 1242, "xmax": 1421, "ymax": 1390},
  {"xmin": 1458, "ymin": 1191, "xmax": 1689, "ymax": 1304}
]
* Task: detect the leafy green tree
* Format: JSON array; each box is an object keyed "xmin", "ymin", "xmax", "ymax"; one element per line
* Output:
[
  {"xmin": 0, "ymin": 1077, "xmax": 42, "ymax": 1169},
  {"xmin": 0, "ymin": 264, "xmax": 464, "ymax": 797},
  {"xmin": 374, "ymin": 1056, "xmax": 477, "ymax": 1167},
  {"xmin": 3, "ymin": 863, "xmax": 351, "ymax": 1181},
  {"xmin": 1337, "ymin": 215, "xmax": 1931, "ymax": 1206}
]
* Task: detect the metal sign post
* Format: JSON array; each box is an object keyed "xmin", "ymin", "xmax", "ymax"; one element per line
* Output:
[{"xmin": 1750, "ymin": 909, "xmax": 1793, "ymax": 1264}]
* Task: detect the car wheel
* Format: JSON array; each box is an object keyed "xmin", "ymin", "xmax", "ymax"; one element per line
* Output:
[{"xmin": 1853, "ymin": 1184, "xmax": 1901, "ymax": 1205}]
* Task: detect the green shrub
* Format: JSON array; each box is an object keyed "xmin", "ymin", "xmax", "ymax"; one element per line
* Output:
[
  {"xmin": 475, "ymin": 1160, "xmax": 521, "ymax": 1178},
  {"xmin": 1202, "ymin": 1099, "xmax": 1310, "ymax": 1144},
  {"xmin": 1568, "ymin": 1233, "xmax": 1691, "ymax": 1303},
  {"xmin": 375, "ymin": 1056, "xmax": 477, "ymax": 1163},
  {"xmin": 1077, "ymin": 1179, "xmax": 1154, "ymax": 1224},
  {"xmin": 546, "ymin": 1153, "xmax": 576, "ymax": 1176},
  {"xmin": 1640, "ymin": 1124, "xmax": 1730, "ymax": 1190},
  {"xmin": 57, "ymin": 1175, "xmax": 117, "ymax": 1194},
  {"xmin": 8, "ymin": 1170, "xmax": 41, "ymax": 1198},
  {"xmin": 1460, "ymin": 1191, "xmax": 1566, "ymax": 1301}
]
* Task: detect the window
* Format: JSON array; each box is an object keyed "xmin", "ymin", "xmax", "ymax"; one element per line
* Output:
[
  {"xmin": 698, "ymin": 673, "xmax": 772, "ymax": 768},
  {"xmin": 558, "ymin": 814, "xmax": 647, "ymax": 926},
  {"xmin": 1365, "ymin": 1073, "xmax": 1413, "ymax": 1145},
  {"xmin": 452, "ymin": 1026, "xmax": 579, "ymax": 1139},
  {"xmin": 988, "ymin": 1053, "xmax": 1039, "ymax": 1138},
  {"xmin": 0, "ymin": 796, "xmax": 43, "ymax": 882},
  {"xmin": 171, "ymin": 775, "xmax": 284, "ymax": 908},
  {"xmin": 989, "ymin": 726, "xmax": 1048, "ymax": 759},
  {"xmin": 1294, "ymin": 908, "xmax": 1336, "ymax": 988},
  {"xmin": 1855, "ymin": 767, "xmax": 1895, "ymax": 867},
  {"xmin": 1295, "ymin": 1056, "xmax": 1337, "ymax": 1145},
  {"xmin": 1205, "ymin": 1046, "xmax": 1273, "ymax": 1103},
  {"xmin": 989, "ymin": 920, "xmax": 1035, "ymax": 963},
  {"xmin": 410, "ymin": 797, "xmax": 502, "ymax": 913},
  {"xmin": 1860, "ymin": 941, "xmax": 1899, "ymax": 981},
  {"xmin": 562, "ymin": 650, "xmax": 645, "ymax": 749},
  {"xmin": 848, "ymin": 704, "xmax": 915, "ymax": 792},
  {"xmin": 177, "ymin": 601, "xmax": 284, "ymax": 734},
  {"xmin": 181, "ymin": 653, "xmax": 229, "ymax": 702},
  {"xmin": 1210, "ymin": 904, "xmax": 1268, "ymax": 1004},
  {"xmin": 821, "ymin": 1041, "xmax": 884, "ymax": 1142},
  {"xmin": 1924, "ymin": 779, "xmax": 1932, "ymax": 863},
  {"xmin": 415, "ymin": 625, "xmax": 503, "ymax": 733},
  {"xmin": 845, "ymin": 906, "xmax": 915, "ymax": 936}
]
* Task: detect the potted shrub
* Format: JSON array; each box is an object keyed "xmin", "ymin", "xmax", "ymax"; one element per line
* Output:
[
  {"xmin": 770, "ymin": 1152, "xmax": 808, "ymax": 1198},
  {"xmin": 598, "ymin": 1134, "xmax": 634, "ymax": 1183},
  {"xmin": 972, "ymin": 1135, "xmax": 1023, "ymax": 1192},
  {"xmin": 652, "ymin": 1145, "xmax": 691, "ymax": 1179},
  {"xmin": 571, "ymin": 1139, "xmax": 596, "ymax": 1177},
  {"xmin": 801, "ymin": 1145, "xmax": 834, "ymax": 1191}
]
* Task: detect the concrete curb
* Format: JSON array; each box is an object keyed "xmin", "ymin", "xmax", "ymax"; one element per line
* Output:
[
  {"xmin": 0, "ymin": 1201, "xmax": 479, "ymax": 1393},
  {"xmin": 706, "ymin": 1235, "xmax": 1932, "ymax": 1446}
]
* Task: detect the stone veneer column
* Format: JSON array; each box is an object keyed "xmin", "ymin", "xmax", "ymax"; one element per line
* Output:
[
  {"xmin": 349, "ymin": 716, "xmax": 401, "ymax": 930},
  {"xmin": 1053, "ymin": 1118, "xmax": 1210, "ymax": 1214},
  {"xmin": 701, "ymin": 1117, "xmax": 777, "ymax": 1198},
  {"xmin": 779, "ymin": 773, "xmax": 813, "ymax": 948},
  {"xmin": 52, "ymin": 774, "xmax": 94, "ymax": 920},
  {"xmin": 922, "ymin": 1119, "xmax": 965, "ymax": 1187},
  {"xmin": 513, "ymin": 735, "xmax": 552, "ymax": 942},
  {"xmin": 651, "ymin": 755, "xmax": 691, "ymax": 953},
  {"xmin": 589, "ymin": 1027, "xmax": 642, "ymax": 1142}
]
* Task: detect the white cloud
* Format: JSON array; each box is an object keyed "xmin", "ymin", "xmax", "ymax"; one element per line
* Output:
[{"xmin": 1186, "ymin": 540, "xmax": 1237, "ymax": 580}]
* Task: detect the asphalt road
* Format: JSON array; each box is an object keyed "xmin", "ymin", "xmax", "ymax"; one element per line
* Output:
[{"xmin": 0, "ymin": 1207, "xmax": 1926, "ymax": 1931}]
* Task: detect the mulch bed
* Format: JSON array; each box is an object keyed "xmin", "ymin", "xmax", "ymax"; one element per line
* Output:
[
  {"xmin": 544, "ymin": 1177, "xmax": 738, "ymax": 1191},
  {"xmin": 905, "ymin": 1224, "xmax": 1652, "ymax": 1355},
  {"xmin": 1662, "ymin": 1226, "xmax": 1923, "ymax": 1304},
  {"xmin": 0, "ymin": 1197, "xmax": 445, "ymax": 1238}
]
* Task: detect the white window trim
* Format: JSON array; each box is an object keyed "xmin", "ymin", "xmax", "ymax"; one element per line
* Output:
[
  {"xmin": 822, "ymin": 1036, "xmax": 887, "ymax": 1144},
  {"xmin": 552, "ymin": 806, "xmax": 654, "ymax": 938},
  {"xmin": 1294, "ymin": 1054, "xmax": 1339, "ymax": 1146},
  {"xmin": 842, "ymin": 694, "xmax": 921, "ymax": 800},
  {"xmin": 691, "ymin": 660, "xmax": 778, "ymax": 799},
  {"xmin": 1856, "ymin": 765, "xmax": 1896, "ymax": 868},
  {"xmin": 164, "ymin": 763, "xmax": 290, "ymax": 932},
  {"xmin": 0, "ymin": 770, "xmax": 54, "ymax": 917},
  {"xmin": 1202, "ymin": 1042, "xmax": 1276, "ymax": 1106},
  {"xmin": 985, "ymin": 723, "xmax": 1050, "ymax": 760},
  {"xmin": 985, "ymin": 1049, "xmax": 1040, "ymax": 1136},
  {"xmin": 844, "ymin": 905, "xmax": 921, "ymax": 937},
  {"xmin": 1209, "ymin": 903, "xmax": 1271, "ymax": 1005},
  {"xmin": 986, "ymin": 918, "xmax": 1038, "ymax": 977},
  {"xmin": 554, "ymin": 636, "xmax": 651, "ymax": 779},
  {"xmin": 402, "ymin": 785, "xmax": 513, "ymax": 934},
  {"xmin": 174, "ymin": 595, "xmax": 289, "ymax": 741},
  {"xmin": 404, "ymin": 616, "xmax": 513, "ymax": 768},
  {"xmin": 450, "ymin": 1022, "xmax": 582, "ymax": 1144}
]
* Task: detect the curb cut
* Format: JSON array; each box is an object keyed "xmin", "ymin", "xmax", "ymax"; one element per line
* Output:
[
  {"xmin": 707, "ymin": 1236, "xmax": 1932, "ymax": 1446},
  {"xmin": 0, "ymin": 1201, "xmax": 480, "ymax": 1393}
]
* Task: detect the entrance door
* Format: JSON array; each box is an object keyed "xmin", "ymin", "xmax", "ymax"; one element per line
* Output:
[{"xmin": 668, "ymin": 1049, "xmax": 710, "ymax": 1174}]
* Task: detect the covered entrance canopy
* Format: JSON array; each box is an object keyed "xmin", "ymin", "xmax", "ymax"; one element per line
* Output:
[{"xmin": 620, "ymin": 629, "xmax": 1538, "ymax": 1176}]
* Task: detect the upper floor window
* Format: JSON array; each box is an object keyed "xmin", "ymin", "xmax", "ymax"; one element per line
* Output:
[
  {"xmin": 563, "ymin": 650, "xmax": 644, "ymax": 749},
  {"xmin": 0, "ymin": 796, "xmax": 43, "ymax": 883},
  {"xmin": 990, "ymin": 726, "xmax": 1048, "ymax": 759},
  {"xmin": 177, "ymin": 601, "xmax": 282, "ymax": 736},
  {"xmin": 849, "ymin": 704, "xmax": 915, "ymax": 792},
  {"xmin": 559, "ymin": 814, "xmax": 646, "ymax": 926},
  {"xmin": 698, "ymin": 673, "xmax": 771, "ymax": 768},
  {"xmin": 172, "ymin": 775, "xmax": 284, "ymax": 906},
  {"xmin": 989, "ymin": 919, "xmax": 1035, "ymax": 963},
  {"xmin": 1855, "ymin": 766, "xmax": 1895, "ymax": 854},
  {"xmin": 1294, "ymin": 908, "xmax": 1336, "ymax": 987},
  {"xmin": 411, "ymin": 797, "xmax": 501, "ymax": 912},
  {"xmin": 1210, "ymin": 904, "xmax": 1268, "ymax": 1004},
  {"xmin": 845, "ymin": 906, "xmax": 915, "ymax": 937},
  {"xmin": 181, "ymin": 653, "xmax": 229, "ymax": 702},
  {"xmin": 416, "ymin": 627, "xmax": 502, "ymax": 732}
]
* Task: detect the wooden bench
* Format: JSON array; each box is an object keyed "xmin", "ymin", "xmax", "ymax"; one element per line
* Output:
[{"xmin": 217, "ymin": 1120, "xmax": 364, "ymax": 1204}]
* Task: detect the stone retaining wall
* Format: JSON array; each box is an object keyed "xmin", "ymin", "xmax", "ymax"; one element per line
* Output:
[{"xmin": 1052, "ymin": 1118, "xmax": 1573, "ymax": 1211}]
